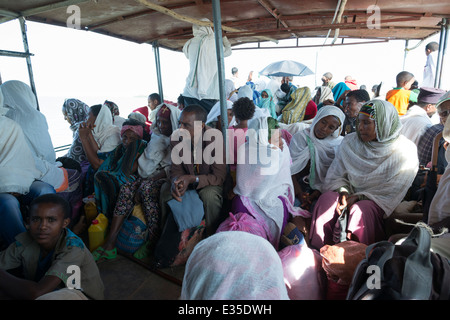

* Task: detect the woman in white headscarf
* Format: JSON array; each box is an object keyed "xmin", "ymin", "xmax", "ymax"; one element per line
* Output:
[
  {"xmin": 1, "ymin": 80, "xmax": 80, "ymax": 197},
  {"xmin": 79, "ymin": 104, "xmax": 122, "ymax": 196},
  {"xmin": 181, "ymin": 231, "xmax": 289, "ymax": 300},
  {"xmin": 289, "ymin": 106, "xmax": 345, "ymax": 210},
  {"xmin": 310, "ymin": 100, "xmax": 419, "ymax": 249},
  {"xmin": 0, "ymin": 89, "xmax": 55, "ymax": 245},
  {"xmin": 232, "ymin": 116, "xmax": 311, "ymax": 249}
]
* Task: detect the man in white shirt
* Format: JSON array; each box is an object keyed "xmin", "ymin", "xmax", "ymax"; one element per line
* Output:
[
  {"xmin": 422, "ymin": 42, "xmax": 439, "ymax": 88},
  {"xmin": 182, "ymin": 19, "xmax": 232, "ymax": 113},
  {"xmin": 400, "ymin": 87, "xmax": 446, "ymax": 147}
]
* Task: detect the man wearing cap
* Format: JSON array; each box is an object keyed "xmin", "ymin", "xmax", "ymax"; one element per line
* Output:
[
  {"xmin": 417, "ymin": 90, "xmax": 450, "ymax": 171},
  {"xmin": 400, "ymin": 87, "xmax": 446, "ymax": 147}
]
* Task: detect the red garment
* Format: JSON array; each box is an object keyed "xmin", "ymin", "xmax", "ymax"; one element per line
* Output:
[
  {"xmin": 345, "ymin": 80, "xmax": 358, "ymax": 91},
  {"xmin": 304, "ymin": 100, "xmax": 318, "ymax": 120},
  {"xmin": 132, "ymin": 106, "xmax": 151, "ymax": 133}
]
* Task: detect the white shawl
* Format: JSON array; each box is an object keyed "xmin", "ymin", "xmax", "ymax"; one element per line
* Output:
[
  {"xmin": 324, "ymin": 100, "xmax": 419, "ymax": 217},
  {"xmin": 138, "ymin": 104, "xmax": 181, "ymax": 178},
  {"xmin": 0, "ymin": 116, "xmax": 41, "ymax": 194},
  {"xmin": 400, "ymin": 105, "xmax": 433, "ymax": 146},
  {"xmin": 182, "ymin": 19, "xmax": 232, "ymax": 100},
  {"xmin": 1, "ymin": 80, "xmax": 65, "ymax": 189},
  {"xmin": 92, "ymin": 104, "xmax": 121, "ymax": 153},
  {"xmin": 233, "ymin": 117, "xmax": 310, "ymax": 248},
  {"xmin": 181, "ymin": 231, "xmax": 289, "ymax": 300},
  {"xmin": 1, "ymin": 80, "xmax": 56, "ymax": 163},
  {"xmin": 289, "ymin": 105, "xmax": 345, "ymax": 192},
  {"xmin": 428, "ymin": 117, "xmax": 450, "ymax": 225}
]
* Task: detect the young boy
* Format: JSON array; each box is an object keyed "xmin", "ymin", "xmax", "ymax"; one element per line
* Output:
[
  {"xmin": 386, "ymin": 71, "xmax": 416, "ymax": 116},
  {"xmin": 0, "ymin": 194, "xmax": 104, "ymax": 300}
]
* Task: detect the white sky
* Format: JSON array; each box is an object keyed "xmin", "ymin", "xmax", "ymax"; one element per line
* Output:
[{"xmin": 0, "ymin": 18, "xmax": 448, "ymax": 106}]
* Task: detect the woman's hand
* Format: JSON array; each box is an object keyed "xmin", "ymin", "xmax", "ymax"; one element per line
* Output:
[
  {"xmin": 337, "ymin": 192, "xmax": 358, "ymax": 215},
  {"xmin": 78, "ymin": 121, "xmax": 94, "ymax": 140}
]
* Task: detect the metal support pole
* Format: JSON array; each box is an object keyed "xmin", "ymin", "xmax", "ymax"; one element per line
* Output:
[
  {"xmin": 212, "ymin": 0, "xmax": 229, "ymax": 160},
  {"xmin": 152, "ymin": 41, "xmax": 164, "ymax": 102},
  {"xmin": 437, "ymin": 19, "xmax": 448, "ymax": 89},
  {"xmin": 402, "ymin": 39, "xmax": 409, "ymax": 70},
  {"xmin": 19, "ymin": 17, "xmax": 39, "ymax": 110},
  {"xmin": 434, "ymin": 18, "xmax": 446, "ymax": 88}
]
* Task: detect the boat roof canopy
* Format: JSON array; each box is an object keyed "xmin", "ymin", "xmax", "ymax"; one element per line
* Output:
[{"xmin": 1, "ymin": 0, "xmax": 449, "ymax": 51}]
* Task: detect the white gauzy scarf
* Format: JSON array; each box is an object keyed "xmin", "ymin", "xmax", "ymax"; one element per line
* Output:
[
  {"xmin": 92, "ymin": 105, "xmax": 121, "ymax": 153},
  {"xmin": 1, "ymin": 80, "xmax": 65, "ymax": 189},
  {"xmin": 1, "ymin": 80, "xmax": 56, "ymax": 163},
  {"xmin": 289, "ymin": 105, "xmax": 345, "ymax": 192},
  {"xmin": 138, "ymin": 104, "xmax": 181, "ymax": 178},
  {"xmin": 324, "ymin": 100, "xmax": 419, "ymax": 217},
  {"xmin": 428, "ymin": 117, "xmax": 450, "ymax": 226},
  {"xmin": 233, "ymin": 117, "xmax": 310, "ymax": 248},
  {"xmin": 181, "ymin": 231, "xmax": 289, "ymax": 300},
  {"xmin": 0, "ymin": 116, "xmax": 41, "ymax": 194}
]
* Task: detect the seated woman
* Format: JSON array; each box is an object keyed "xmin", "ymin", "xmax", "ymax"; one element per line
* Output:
[
  {"xmin": 232, "ymin": 116, "xmax": 311, "ymax": 249},
  {"xmin": 309, "ymin": 100, "xmax": 419, "ymax": 249},
  {"xmin": 228, "ymin": 97, "xmax": 256, "ymax": 182},
  {"xmin": 281, "ymin": 87, "xmax": 316, "ymax": 125},
  {"xmin": 0, "ymin": 103, "xmax": 55, "ymax": 247},
  {"xmin": 61, "ymin": 98, "xmax": 90, "ymax": 164},
  {"xmin": 1, "ymin": 80, "xmax": 82, "ymax": 225},
  {"xmin": 79, "ymin": 104, "xmax": 121, "ymax": 196},
  {"xmin": 92, "ymin": 104, "xmax": 180, "ymax": 261},
  {"xmin": 257, "ymin": 89, "xmax": 276, "ymax": 119},
  {"xmin": 289, "ymin": 105, "xmax": 345, "ymax": 211},
  {"xmin": 93, "ymin": 119, "xmax": 147, "ymax": 220}
]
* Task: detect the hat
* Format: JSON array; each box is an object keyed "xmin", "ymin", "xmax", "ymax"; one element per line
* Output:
[
  {"xmin": 417, "ymin": 87, "xmax": 446, "ymax": 105},
  {"xmin": 156, "ymin": 104, "xmax": 171, "ymax": 120},
  {"xmin": 436, "ymin": 90, "xmax": 450, "ymax": 110}
]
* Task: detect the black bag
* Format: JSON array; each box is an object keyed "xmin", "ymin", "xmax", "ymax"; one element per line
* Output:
[
  {"xmin": 153, "ymin": 210, "xmax": 205, "ymax": 268},
  {"xmin": 346, "ymin": 224, "xmax": 450, "ymax": 300}
]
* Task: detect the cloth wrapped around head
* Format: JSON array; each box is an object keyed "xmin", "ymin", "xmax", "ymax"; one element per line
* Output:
[
  {"xmin": 120, "ymin": 124, "xmax": 143, "ymax": 139},
  {"xmin": 181, "ymin": 231, "xmax": 289, "ymax": 300},
  {"xmin": 157, "ymin": 103, "xmax": 172, "ymax": 120}
]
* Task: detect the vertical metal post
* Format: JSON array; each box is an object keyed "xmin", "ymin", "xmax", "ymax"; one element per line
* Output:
[
  {"xmin": 212, "ymin": 0, "xmax": 229, "ymax": 160},
  {"xmin": 402, "ymin": 39, "xmax": 409, "ymax": 70},
  {"xmin": 152, "ymin": 41, "xmax": 164, "ymax": 102},
  {"xmin": 437, "ymin": 19, "xmax": 448, "ymax": 89},
  {"xmin": 434, "ymin": 18, "xmax": 446, "ymax": 88},
  {"xmin": 19, "ymin": 17, "xmax": 39, "ymax": 110}
]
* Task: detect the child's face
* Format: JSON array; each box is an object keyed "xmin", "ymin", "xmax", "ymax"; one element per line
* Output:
[{"xmin": 29, "ymin": 203, "xmax": 70, "ymax": 252}]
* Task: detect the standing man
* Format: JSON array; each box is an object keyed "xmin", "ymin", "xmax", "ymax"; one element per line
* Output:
[
  {"xmin": 182, "ymin": 19, "xmax": 232, "ymax": 113},
  {"xmin": 422, "ymin": 42, "xmax": 439, "ymax": 88}
]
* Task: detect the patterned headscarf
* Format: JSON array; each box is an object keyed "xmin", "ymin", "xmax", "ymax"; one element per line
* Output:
[
  {"xmin": 358, "ymin": 100, "xmax": 402, "ymax": 144},
  {"xmin": 281, "ymin": 87, "xmax": 311, "ymax": 124},
  {"xmin": 62, "ymin": 98, "xmax": 89, "ymax": 131},
  {"xmin": 103, "ymin": 100, "xmax": 119, "ymax": 116}
]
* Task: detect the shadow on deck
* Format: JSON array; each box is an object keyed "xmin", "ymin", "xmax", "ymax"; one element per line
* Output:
[{"xmin": 97, "ymin": 253, "xmax": 185, "ymax": 300}]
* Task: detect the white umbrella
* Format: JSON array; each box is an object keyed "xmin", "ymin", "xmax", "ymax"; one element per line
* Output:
[{"xmin": 260, "ymin": 60, "xmax": 314, "ymax": 77}]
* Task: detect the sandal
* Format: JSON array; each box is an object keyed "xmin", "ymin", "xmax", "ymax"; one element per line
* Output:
[{"xmin": 92, "ymin": 246, "xmax": 117, "ymax": 262}]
